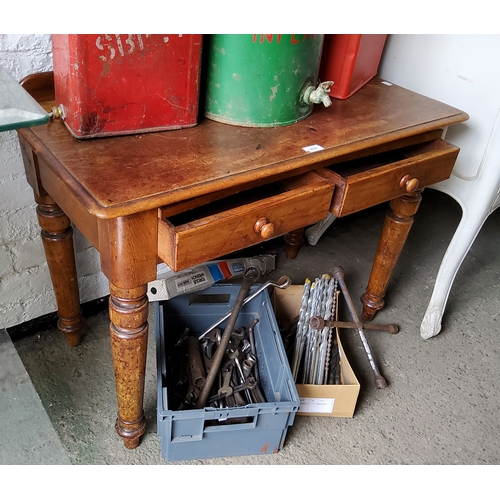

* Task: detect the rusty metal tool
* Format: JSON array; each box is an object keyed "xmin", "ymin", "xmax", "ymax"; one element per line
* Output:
[
  {"xmin": 228, "ymin": 348, "xmax": 254, "ymax": 404},
  {"xmin": 331, "ymin": 266, "xmax": 388, "ymax": 389},
  {"xmin": 208, "ymin": 376, "xmax": 258, "ymax": 405},
  {"xmin": 242, "ymin": 353, "xmax": 266, "ymax": 403},
  {"xmin": 195, "ymin": 265, "xmax": 262, "ymax": 408},
  {"xmin": 198, "ymin": 275, "xmax": 292, "ymax": 340},
  {"xmin": 247, "ymin": 317, "xmax": 260, "ymax": 384},
  {"xmin": 309, "ymin": 316, "xmax": 399, "ymax": 334},
  {"xmin": 214, "ymin": 361, "xmax": 237, "ymax": 407},
  {"xmin": 175, "ymin": 326, "xmax": 192, "ymax": 346},
  {"xmin": 183, "ymin": 335, "xmax": 207, "ymax": 406}
]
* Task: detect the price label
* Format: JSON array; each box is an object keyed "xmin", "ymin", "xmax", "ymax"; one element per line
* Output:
[{"xmin": 302, "ymin": 144, "xmax": 325, "ymax": 153}]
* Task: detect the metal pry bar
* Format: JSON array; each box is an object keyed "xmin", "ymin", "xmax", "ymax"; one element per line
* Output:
[
  {"xmin": 332, "ymin": 266, "xmax": 388, "ymax": 389},
  {"xmin": 309, "ymin": 316, "xmax": 399, "ymax": 335},
  {"xmin": 195, "ymin": 265, "xmax": 262, "ymax": 408}
]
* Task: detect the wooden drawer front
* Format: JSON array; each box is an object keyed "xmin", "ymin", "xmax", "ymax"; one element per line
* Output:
[
  {"xmin": 158, "ymin": 172, "xmax": 333, "ymax": 271},
  {"xmin": 323, "ymin": 139, "xmax": 459, "ymax": 217}
]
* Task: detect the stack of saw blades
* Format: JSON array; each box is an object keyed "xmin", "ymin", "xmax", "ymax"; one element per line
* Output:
[{"xmin": 291, "ymin": 274, "xmax": 339, "ymax": 385}]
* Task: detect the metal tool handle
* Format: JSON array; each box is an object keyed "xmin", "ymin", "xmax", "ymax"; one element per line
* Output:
[
  {"xmin": 198, "ymin": 275, "xmax": 292, "ymax": 339},
  {"xmin": 195, "ymin": 265, "xmax": 262, "ymax": 408},
  {"xmin": 332, "ymin": 266, "xmax": 388, "ymax": 389},
  {"xmin": 309, "ymin": 316, "xmax": 399, "ymax": 334}
]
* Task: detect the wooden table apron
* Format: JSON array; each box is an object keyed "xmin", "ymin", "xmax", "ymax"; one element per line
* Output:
[{"xmin": 16, "ymin": 74, "xmax": 468, "ymax": 449}]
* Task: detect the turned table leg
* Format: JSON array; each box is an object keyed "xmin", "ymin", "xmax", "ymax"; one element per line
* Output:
[
  {"xmin": 97, "ymin": 210, "xmax": 157, "ymax": 449},
  {"xmin": 361, "ymin": 190, "xmax": 423, "ymax": 321},
  {"xmin": 284, "ymin": 228, "xmax": 305, "ymax": 259},
  {"xmin": 35, "ymin": 193, "xmax": 85, "ymax": 346},
  {"xmin": 108, "ymin": 283, "xmax": 149, "ymax": 449}
]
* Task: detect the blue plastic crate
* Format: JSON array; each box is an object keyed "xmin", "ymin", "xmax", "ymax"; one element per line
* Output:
[{"xmin": 155, "ymin": 283, "xmax": 300, "ymax": 462}]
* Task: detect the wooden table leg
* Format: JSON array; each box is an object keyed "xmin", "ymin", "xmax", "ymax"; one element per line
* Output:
[
  {"xmin": 97, "ymin": 211, "xmax": 157, "ymax": 449},
  {"xmin": 35, "ymin": 193, "xmax": 85, "ymax": 346},
  {"xmin": 284, "ymin": 228, "xmax": 305, "ymax": 259},
  {"xmin": 361, "ymin": 190, "xmax": 423, "ymax": 321},
  {"xmin": 108, "ymin": 283, "xmax": 149, "ymax": 449}
]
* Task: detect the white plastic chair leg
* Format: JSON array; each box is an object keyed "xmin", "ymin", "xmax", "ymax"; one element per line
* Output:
[
  {"xmin": 420, "ymin": 205, "xmax": 491, "ymax": 339},
  {"xmin": 305, "ymin": 213, "xmax": 337, "ymax": 246}
]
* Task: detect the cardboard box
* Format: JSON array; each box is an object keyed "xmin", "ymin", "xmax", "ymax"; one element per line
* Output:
[{"xmin": 272, "ymin": 285, "xmax": 360, "ymax": 417}]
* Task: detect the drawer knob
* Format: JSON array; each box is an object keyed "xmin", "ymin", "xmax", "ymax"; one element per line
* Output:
[
  {"xmin": 254, "ymin": 218, "xmax": 275, "ymax": 239},
  {"xmin": 399, "ymin": 175, "xmax": 420, "ymax": 193}
]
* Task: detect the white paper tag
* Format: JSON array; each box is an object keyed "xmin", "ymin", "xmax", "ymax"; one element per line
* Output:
[
  {"xmin": 381, "ymin": 81, "xmax": 393, "ymax": 86},
  {"xmin": 302, "ymin": 144, "xmax": 324, "ymax": 153},
  {"xmin": 298, "ymin": 397, "xmax": 335, "ymax": 413}
]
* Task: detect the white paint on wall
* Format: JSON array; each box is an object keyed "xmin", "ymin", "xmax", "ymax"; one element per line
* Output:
[{"xmin": 0, "ymin": 34, "xmax": 109, "ymax": 329}]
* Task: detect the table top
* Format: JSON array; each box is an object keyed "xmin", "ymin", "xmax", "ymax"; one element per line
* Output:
[{"xmin": 20, "ymin": 76, "xmax": 468, "ymax": 219}]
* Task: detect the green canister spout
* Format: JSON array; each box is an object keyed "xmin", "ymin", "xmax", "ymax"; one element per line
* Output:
[{"xmin": 301, "ymin": 81, "xmax": 334, "ymax": 107}]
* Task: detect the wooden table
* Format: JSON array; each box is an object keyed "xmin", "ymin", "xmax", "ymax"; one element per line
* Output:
[{"xmin": 17, "ymin": 72, "xmax": 468, "ymax": 449}]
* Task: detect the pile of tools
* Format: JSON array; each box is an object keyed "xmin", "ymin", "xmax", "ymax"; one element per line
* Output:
[
  {"xmin": 165, "ymin": 263, "xmax": 395, "ymax": 414},
  {"xmin": 173, "ymin": 320, "xmax": 266, "ymax": 410},
  {"xmin": 287, "ymin": 266, "xmax": 398, "ymax": 389},
  {"xmin": 166, "ymin": 266, "xmax": 292, "ymax": 411}
]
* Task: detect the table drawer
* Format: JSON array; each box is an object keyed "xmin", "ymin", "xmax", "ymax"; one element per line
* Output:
[
  {"xmin": 158, "ymin": 171, "xmax": 334, "ymax": 271},
  {"xmin": 322, "ymin": 139, "xmax": 460, "ymax": 217}
]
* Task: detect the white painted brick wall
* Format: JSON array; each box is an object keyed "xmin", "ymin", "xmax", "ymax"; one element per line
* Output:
[{"xmin": 0, "ymin": 34, "xmax": 109, "ymax": 329}]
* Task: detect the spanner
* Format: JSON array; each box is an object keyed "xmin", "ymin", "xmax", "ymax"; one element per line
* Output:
[
  {"xmin": 208, "ymin": 376, "xmax": 258, "ymax": 405},
  {"xmin": 216, "ymin": 361, "xmax": 237, "ymax": 407},
  {"xmin": 227, "ymin": 348, "xmax": 254, "ymax": 404},
  {"xmin": 198, "ymin": 275, "xmax": 292, "ymax": 340}
]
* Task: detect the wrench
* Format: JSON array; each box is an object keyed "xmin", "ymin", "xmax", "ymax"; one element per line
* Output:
[
  {"xmin": 208, "ymin": 376, "xmax": 258, "ymax": 404},
  {"xmin": 227, "ymin": 327, "xmax": 246, "ymax": 351},
  {"xmin": 227, "ymin": 348, "xmax": 254, "ymax": 404},
  {"xmin": 195, "ymin": 265, "xmax": 262, "ymax": 408},
  {"xmin": 332, "ymin": 266, "xmax": 388, "ymax": 389},
  {"xmin": 247, "ymin": 317, "xmax": 260, "ymax": 385},
  {"xmin": 217, "ymin": 361, "xmax": 237, "ymax": 407},
  {"xmin": 242, "ymin": 354, "xmax": 266, "ymax": 403},
  {"xmin": 198, "ymin": 275, "xmax": 292, "ymax": 340}
]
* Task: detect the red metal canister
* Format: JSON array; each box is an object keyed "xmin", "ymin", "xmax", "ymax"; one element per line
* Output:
[
  {"xmin": 319, "ymin": 35, "xmax": 387, "ymax": 99},
  {"xmin": 52, "ymin": 34, "xmax": 203, "ymax": 139}
]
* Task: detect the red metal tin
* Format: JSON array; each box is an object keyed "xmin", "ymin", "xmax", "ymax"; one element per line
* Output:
[
  {"xmin": 52, "ymin": 34, "xmax": 203, "ymax": 139},
  {"xmin": 319, "ymin": 34, "xmax": 387, "ymax": 99}
]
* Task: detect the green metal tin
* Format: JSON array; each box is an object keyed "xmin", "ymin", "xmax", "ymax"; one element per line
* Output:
[{"xmin": 204, "ymin": 34, "xmax": 325, "ymax": 127}]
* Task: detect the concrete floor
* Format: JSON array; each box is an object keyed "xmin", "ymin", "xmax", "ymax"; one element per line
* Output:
[{"xmin": 4, "ymin": 189, "xmax": 500, "ymax": 466}]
